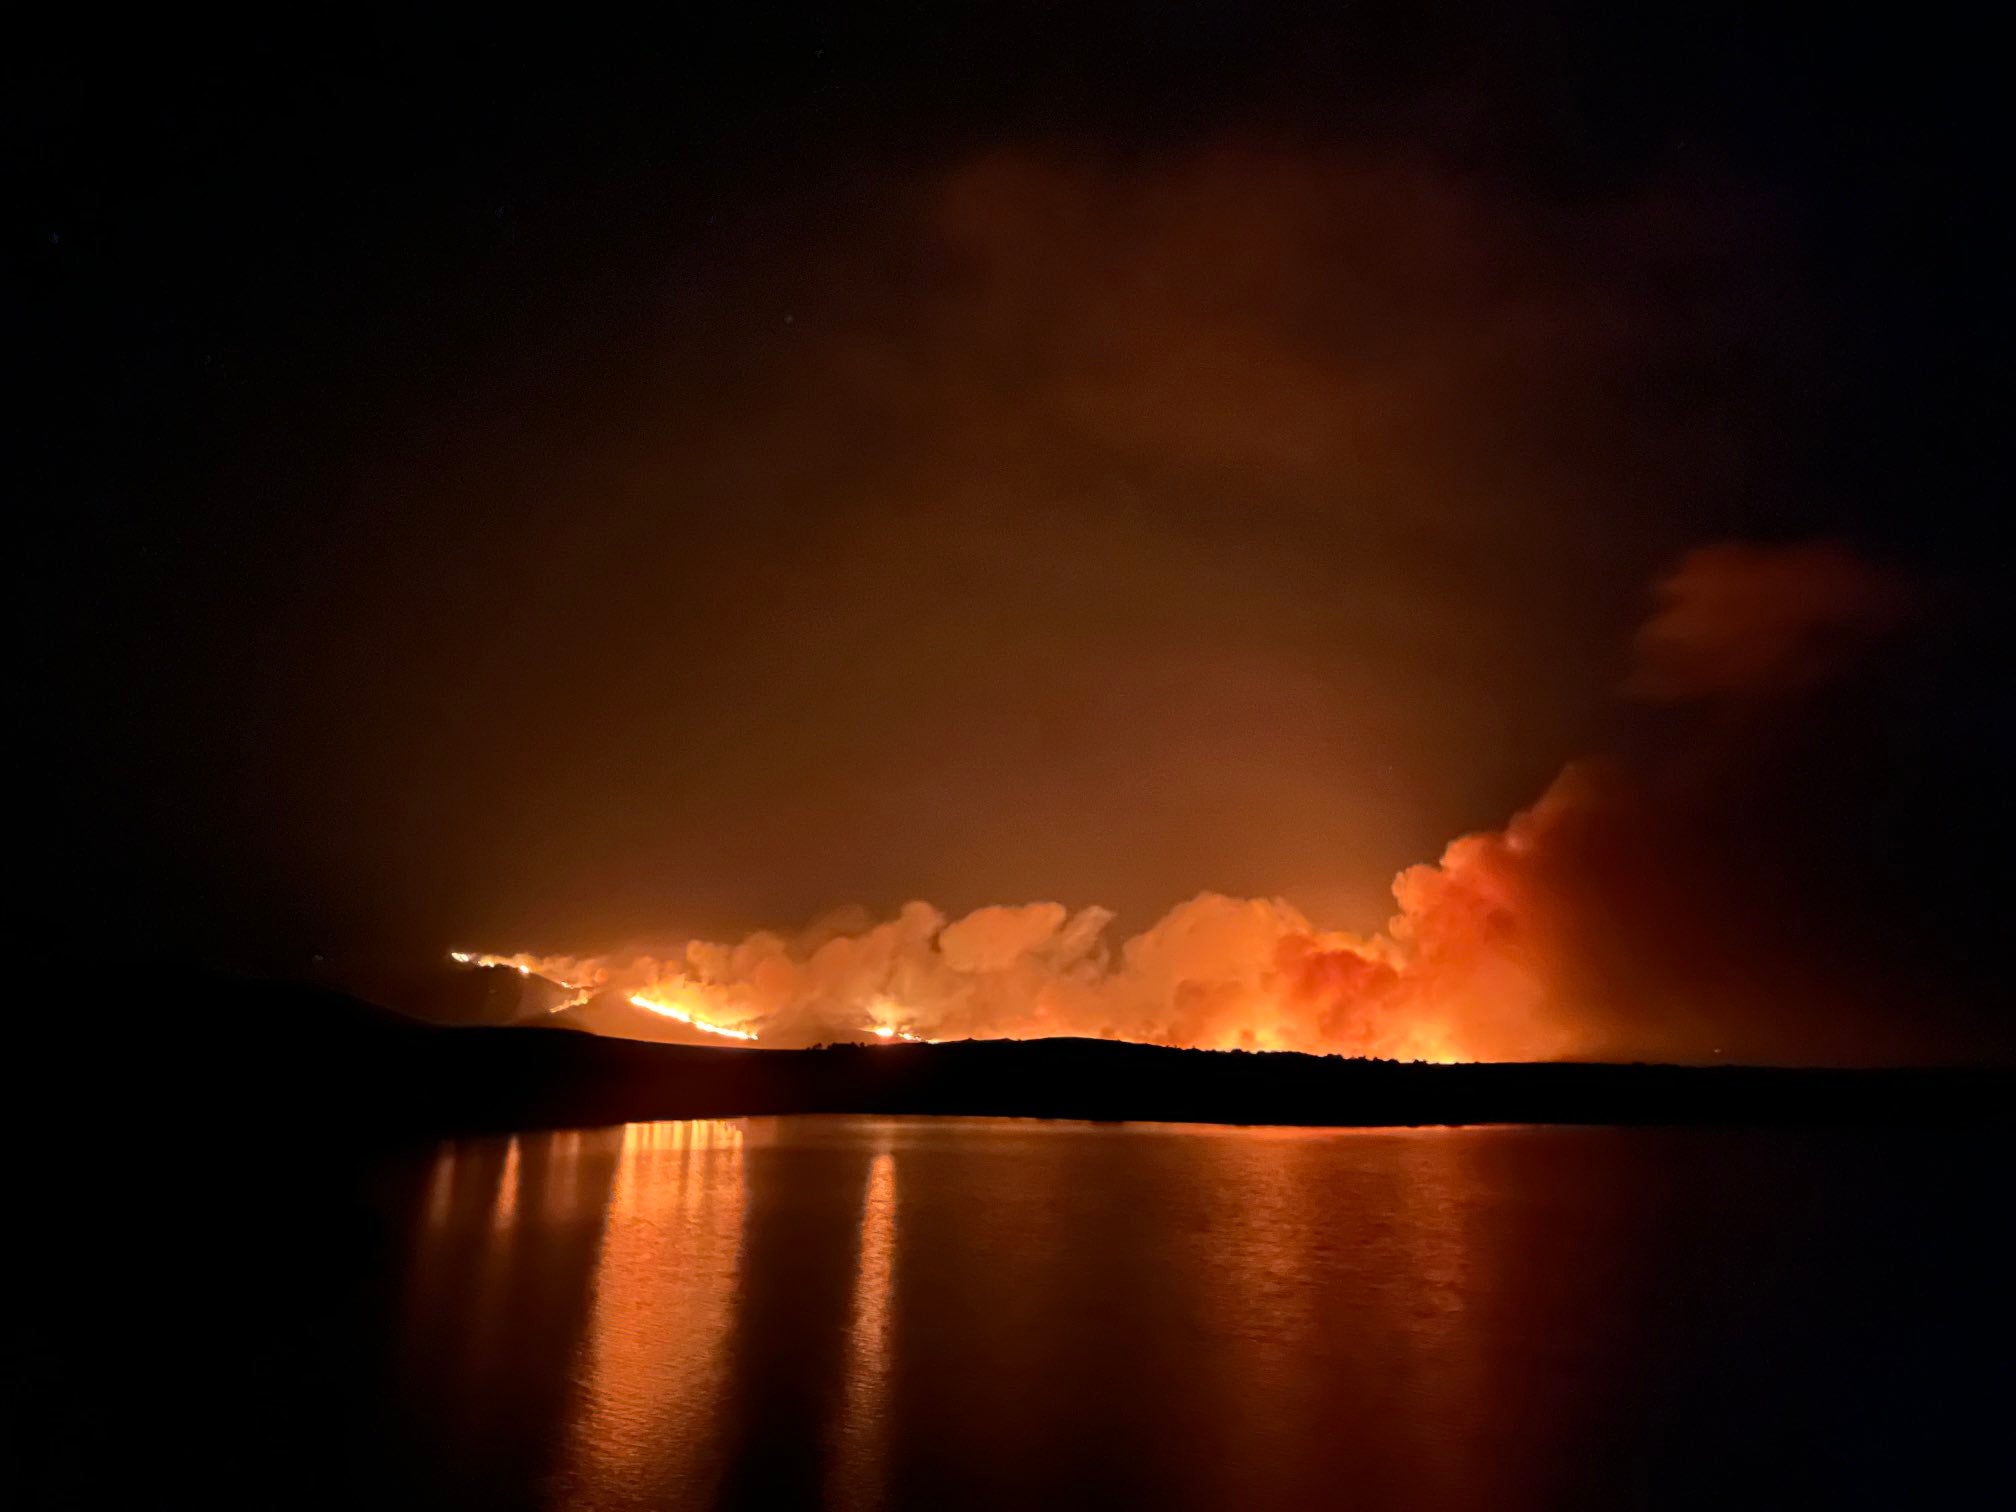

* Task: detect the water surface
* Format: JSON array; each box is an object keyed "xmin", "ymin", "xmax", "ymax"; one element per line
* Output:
[{"xmin": 21, "ymin": 1117, "xmax": 2011, "ymax": 1509}]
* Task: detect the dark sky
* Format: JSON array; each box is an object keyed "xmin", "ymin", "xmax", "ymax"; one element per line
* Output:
[{"xmin": 14, "ymin": 7, "xmax": 2010, "ymax": 1053}]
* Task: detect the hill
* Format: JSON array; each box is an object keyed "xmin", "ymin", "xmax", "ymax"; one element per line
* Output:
[{"xmin": 68, "ymin": 973, "xmax": 2016, "ymax": 1140}]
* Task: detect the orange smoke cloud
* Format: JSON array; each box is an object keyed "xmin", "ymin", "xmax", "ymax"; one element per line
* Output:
[{"xmin": 453, "ymin": 836, "xmax": 1583, "ymax": 1062}]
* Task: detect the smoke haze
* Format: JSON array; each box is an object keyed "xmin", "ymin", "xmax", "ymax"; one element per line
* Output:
[{"xmin": 24, "ymin": 18, "xmax": 2009, "ymax": 1065}]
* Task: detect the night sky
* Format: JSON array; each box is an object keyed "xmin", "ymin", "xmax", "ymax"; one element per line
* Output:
[{"xmin": 16, "ymin": 7, "xmax": 2010, "ymax": 1059}]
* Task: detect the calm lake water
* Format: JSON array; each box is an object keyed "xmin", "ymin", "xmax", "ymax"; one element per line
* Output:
[{"xmin": 18, "ymin": 1117, "xmax": 2012, "ymax": 1509}]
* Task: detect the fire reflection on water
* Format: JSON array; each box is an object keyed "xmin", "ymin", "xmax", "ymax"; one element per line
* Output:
[
  {"xmin": 492, "ymin": 1137, "xmax": 521, "ymax": 1231},
  {"xmin": 423, "ymin": 1143, "xmax": 457, "ymax": 1229},
  {"xmin": 559, "ymin": 1119, "xmax": 748, "ymax": 1503},
  {"xmin": 397, "ymin": 1119, "xmax": 1519, "ymax": 1511},
  {"xmin": 831, "ymin": 1148, "xmax": 899, "ymax": 1510}
]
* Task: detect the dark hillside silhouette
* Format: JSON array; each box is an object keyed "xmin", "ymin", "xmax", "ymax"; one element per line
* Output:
[{"xmin": 81, "ymin": 973, "xmax": 2016, "ymax": 1141}]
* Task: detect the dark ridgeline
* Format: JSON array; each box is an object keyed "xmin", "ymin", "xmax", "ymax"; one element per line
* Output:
[{"xmin": 86, "ymin": 974, "xmax": 2016, "ymax": 1141}]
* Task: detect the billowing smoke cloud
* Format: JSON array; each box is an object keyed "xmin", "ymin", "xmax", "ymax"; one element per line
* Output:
[
  {"xmin": 459, "ymin": 540, "xmax": 1979, "ymax": 1065},
  {"xmin": 475, "ymin": 889, "xmax": 1531, "ymax": 1062}
]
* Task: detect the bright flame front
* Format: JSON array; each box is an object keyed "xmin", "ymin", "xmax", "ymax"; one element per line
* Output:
[{"xmin": 627, "ymin": 993, "xmax": 761, "ymax": 1043}]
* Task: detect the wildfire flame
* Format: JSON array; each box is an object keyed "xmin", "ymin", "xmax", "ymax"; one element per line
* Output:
[
  {"xmin": 450, "ymin": 953, "xmax": 950, "ymax": 1046},
  {"xmin": 625, "ymin": 992, "xmax": 761, "ymax": 1043},
  {"xmin": 442, "ymin": 871, "xmax": 1522, "ymax": 1061},
  {"xmin": 448, "ymin": 950, "xmax": 600, "ymax": 1013}
]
